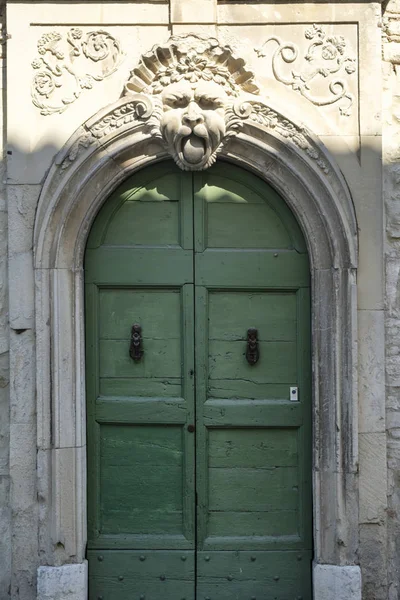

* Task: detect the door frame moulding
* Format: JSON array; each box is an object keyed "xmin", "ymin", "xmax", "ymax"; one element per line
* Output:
[{"xmin": 33, "ymin": 109, "xmax": 360, "ymax": 599}]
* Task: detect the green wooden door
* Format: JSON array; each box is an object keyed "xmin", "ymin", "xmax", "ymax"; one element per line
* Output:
[{"xmin": 85, "ymin": 162, "xmax": 312, "ymax": 600}]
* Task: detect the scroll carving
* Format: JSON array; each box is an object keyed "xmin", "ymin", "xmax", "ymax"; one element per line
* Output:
[
  {"xmin": 31, "ymin": 28, "xmax": 124, "ymax": 116},
  {"xmin": 59, "ymin": 94, "xmax": 160, "ymax": 169},
  {"xmin": 227, "ymin": 100, "xmax": 329, "ymax": 173},
  {"xmin": 255, "ymin": 24, "xmax": 357, "ymax": 117}
]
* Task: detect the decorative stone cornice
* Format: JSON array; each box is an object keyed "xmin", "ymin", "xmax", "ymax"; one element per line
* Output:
[
  {"xmin": 57, "ymin": 34, "xmax": 330, "ymax": 174},
  {"xmin": 59, "ymin": 92, "xmax": 329, "ymax": 175}
]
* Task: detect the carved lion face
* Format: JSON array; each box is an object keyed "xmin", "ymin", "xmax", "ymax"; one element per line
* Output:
[{"xmin": 160, "ymin": 80, "xmax": 228, "ymax": 170}]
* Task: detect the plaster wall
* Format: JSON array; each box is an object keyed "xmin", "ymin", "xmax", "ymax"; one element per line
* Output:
[{"xmin": 0, "ymin": 0, "xmax": 390, "ymax": 598}]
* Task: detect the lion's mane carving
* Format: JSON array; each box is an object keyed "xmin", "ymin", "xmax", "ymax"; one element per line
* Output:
[{"xmin": 124, "ymin": 34, "xmax": 260, "ymax": 170}]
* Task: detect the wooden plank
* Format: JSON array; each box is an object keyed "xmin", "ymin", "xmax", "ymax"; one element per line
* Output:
[
  {"xmin": 99, "ymin": 377, "xmax": 182, "ymax": 398},
  {"xmin": 208, "ymin": 290, "xmax": 297, "ymax": 341},
  {"xmin": 99, "ymin": 338, "xmax": 181, "ymax": 378},
  {"xmin": 99, "ymin": 288, "xmax": 181, "ymax": 339},
  {"xmin": 103, "ymin": 201, "xmax": 180, "ymax": 246},
  {"xmin": 181, "ymin": 285, "xmax": 196, "ymax": 542},
  {"xmin": 208, "ymin": 340, "xmax": 297, "ymax": 383},
  {"xmin": 90, "ymin": 578, "xmax": 193, "ymax": 600},
  {"xmin": 196, "ymin": 580, "xmax": 307, "ymax": 600},
  {"xmin": 196, "ymin": 175, "xmax": 266, "ymax": 205},
  {"xmin": 179, "ymin": 171, "xmax": 194, "ymax": 250},
  {"xmin": 88, "ymin": 550, "xmax": 195, "ymax": 600},
  {"xmin": 85, "ymin": 247, "xmax": 193, "ymax": 285},
  {"xmin": 203, "ymin": 400, "xmax": 303, "ymax": 427},
  {"xmin": 99, "ymin": 423, "xmax": 184, "ymax": 466},
  {"xmin": 208, "ymin": 467, "xmax": 299, "ymax": 512},
  {"xmin": 99, "ymin": 424, "xmax": 184, "ymax": 535},
  {"xmin": 89, "ymin": 579, "xmax": 194, "ymax": 600},
  {"xmin": 207, "ymin": 203, "xmax": 292, "ymax": 249},
  {"xmin": 207, "ymin": 510, "xmax": 299, "ymax": 538},
  {"xmin": 89, "ymin": 534, "xmax": 193, "ymax": 550},
  {"xmin": 208, "ymin": 380, "xmax": 297, "ymax": 400},
  {"xmin": 208, "ymin": 428, "xmax": 298, "ymax": 468},
  {"xmin": 197, "ymin": 550, "xmax": 312, "ymax": 579},
  {"xmin": 196, "ymin": 550, "xmax": 312, "ymax": 599},
  {"xmin": 194, "ymin": 285, "xmax": 209, "ymax": 550},
  {"xmin": 120, "ymin": 172, "xmax": 183, "ymax": 203},
  {"xmin": 195, "ymin": 250, "xmax": 310, "ymax": 288},
  {"xmin": 95, "ymin": 398, "xmax": 188, "ymax": 423},
  {"xmin": 88, "ymin": 549, "xmax": 195, "ymax": 578},
  {"xmin": 100, "ymin": 508, "xmax": 183, "ymax": 536},
  {"xmin": 201, "ymin": 533, "xmax": 303, "ymax": 551}
]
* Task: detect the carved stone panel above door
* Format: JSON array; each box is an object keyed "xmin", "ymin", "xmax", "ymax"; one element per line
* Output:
[{"xmin": 219, "ymin": 23, "xmax": 359, "ymax": 138}]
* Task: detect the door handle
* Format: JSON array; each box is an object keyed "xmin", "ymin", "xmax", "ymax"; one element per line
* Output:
[
  {"xmin": 129, "ymin": 324, "xmax": 143, "ymax": 362},
  {"xmin": 246, "ymin": 327, "xmax": 259, "ymax": 365}
]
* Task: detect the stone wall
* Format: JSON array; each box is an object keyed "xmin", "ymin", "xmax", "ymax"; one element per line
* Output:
[
  {"xmin": 0, "ymin": 0, "xmax": 10, "ymax": 597},
  {"xmin": 383, "ymin": 2, "xmax": 400, "ymax": 599}
]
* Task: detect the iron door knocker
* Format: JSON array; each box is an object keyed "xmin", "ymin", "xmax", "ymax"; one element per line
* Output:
[{"xmin": 129, "ymin": 324, "xmax": 143, "ymax": 362}]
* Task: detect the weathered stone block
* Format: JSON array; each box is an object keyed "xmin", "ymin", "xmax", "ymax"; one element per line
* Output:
[
  {"xmin": 358, "ymin": 310, "xmax": 385, "ymax": 433},
  {"xmin": 313, "ymin": 564, "xmax": 361, "ymax": 600},
  {"xmin": 384, "ymin": 41, "xmax": 400, "ymax": 64},
  {"xmin": 0, "ymin": 350, "xmax": 9, "ymax": 474},
  {"xmin": 0, "ymin": 476, "xmax": 11, "ymax": 599},
  {"xmin": 37, "ymin": 562, "xmax": 87, "ymax": 600},
  {"xmin": 359, "ymin": 523, "xmax": 388, "ymax": 600},
  {"xmin": 359, "ymin": 432, "xmax": 387, "ymax": 523},
  {"xmin": 10, "ymin": 329, "xmax": 35, "ymax": 424},
  {"xmin": 9, "ymin": 251, "xmax": 34, "ymax": 329},
  {"xmin": 11, "ymin": 506, "xmax": 38, "ymax": 600},
  {"xmin": 8, "ymin": 185, "xmax": 40, "ymax": 254},
  {"xmin": 9, "ymin": 423, "xmax": 36, "ymax": 512},
  {"xmin": 171, "ymin": 0, "xmax": 216, "ymax": 23}
]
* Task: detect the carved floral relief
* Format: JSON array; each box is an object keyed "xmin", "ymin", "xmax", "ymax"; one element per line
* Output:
[
  {"xmin": 31, "ymin": 28, "xmax": 124, "ymax": 116},
  {"xmin": 255, "ymin": 24, "xmax": 357, "ymax": 117}
]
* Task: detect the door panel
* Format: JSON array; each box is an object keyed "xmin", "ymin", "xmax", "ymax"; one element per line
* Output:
[
  {"xmin": 98, "ymin": 288, "xmax": 182, "ymax": 395},
  {"xmin": 193, "ymin": 165, "xmax": 312, "ymax": 599},
  {"xmin": 86, "ymin": 165, "xmax": 196, "ymax": 599},
  {"xmin": 87, "ymin": 550, "xmax": 195, "ymax": 600},
  {"xmin": 98, "ymin": 423, "xmax": 185, "ymax": 534},
  {"xmin": 85, "ymin": 161, "xmax": 312, "ymax": 600},
  {"xmin": 196, "ymin": 551, "xmax": 311, "ymax": 600}
]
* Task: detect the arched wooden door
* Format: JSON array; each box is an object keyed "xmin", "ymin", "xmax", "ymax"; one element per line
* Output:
[{"xmin": 85, "ymin": 161, "xmax": 312, "ymax": 600}]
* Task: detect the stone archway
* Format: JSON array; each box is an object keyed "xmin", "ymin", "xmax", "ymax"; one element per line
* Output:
[{"xmin": 34, "ymin": 34, "xmax": 360, "ymax": 600}]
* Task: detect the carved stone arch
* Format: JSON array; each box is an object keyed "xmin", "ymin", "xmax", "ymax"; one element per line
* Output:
[{"xmin": 34, "ymin": 34, "xmax": 360, "ymax": 600}]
